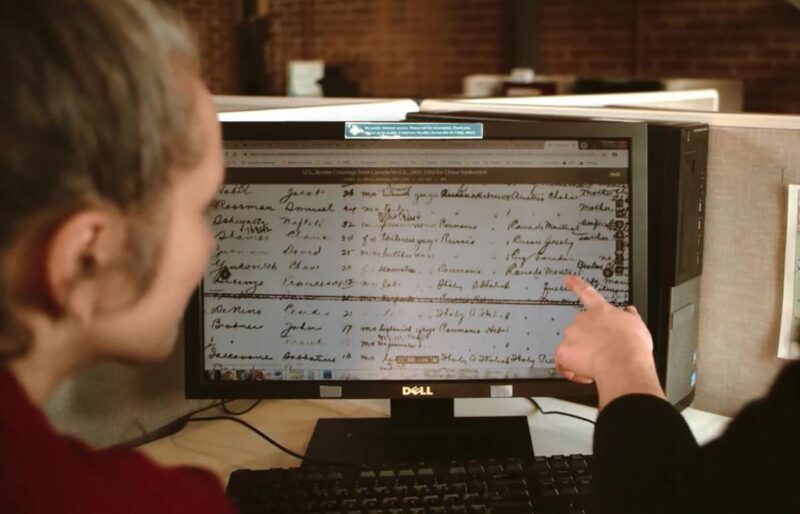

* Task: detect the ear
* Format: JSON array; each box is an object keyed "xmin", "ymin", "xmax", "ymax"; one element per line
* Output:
[{"xmin": 44, "ymin": 208, "xmax": 129, "ymax": 321}]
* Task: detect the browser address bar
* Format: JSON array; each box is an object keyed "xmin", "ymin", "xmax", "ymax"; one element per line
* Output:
[{"xmin": 224, "ymin": 148, "xmax": 629, "ymax": 169}]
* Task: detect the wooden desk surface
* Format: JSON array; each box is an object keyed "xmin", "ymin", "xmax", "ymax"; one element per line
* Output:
[{"xmin": 138, "ymin": 398, "xmax": 730, "ymax": 484}]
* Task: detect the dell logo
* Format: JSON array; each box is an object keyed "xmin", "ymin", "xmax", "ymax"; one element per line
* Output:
[{"xmin": 402, "ymin": 386, "xmax": 433, "ymax": 396}]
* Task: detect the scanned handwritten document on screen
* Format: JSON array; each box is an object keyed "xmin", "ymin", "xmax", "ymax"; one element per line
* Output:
[{"xmin": 203, "ymin": 140, "xmax": 631, "ymax": 380}]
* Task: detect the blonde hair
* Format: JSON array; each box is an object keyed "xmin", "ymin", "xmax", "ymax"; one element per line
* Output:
[{"xmin": 0, "ymin": 0, "xmax": 200, "ymax": 361}]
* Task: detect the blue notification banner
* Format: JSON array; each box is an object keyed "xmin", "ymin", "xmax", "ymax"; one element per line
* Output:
[{"xmin": 344, "ymin": 122, "xmax": 483, "ymax": 140}]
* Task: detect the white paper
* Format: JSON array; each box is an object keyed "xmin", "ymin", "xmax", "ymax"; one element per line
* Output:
[{"xmin": 778, "ymin": 185, "xmax": 800, "ymax": 359}]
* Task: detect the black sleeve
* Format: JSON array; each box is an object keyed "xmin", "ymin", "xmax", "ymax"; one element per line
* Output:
[{"xmin": 592, "ymin": 360, "xmax": 800, "ymax": 514}]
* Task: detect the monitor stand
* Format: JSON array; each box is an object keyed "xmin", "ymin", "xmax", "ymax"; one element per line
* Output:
[{"xmin": 302, "ymin": 399, "xmax": 534, "ymax": 467}]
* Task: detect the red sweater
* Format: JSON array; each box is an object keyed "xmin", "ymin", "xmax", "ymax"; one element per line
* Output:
[{"xmin": 0, "ymin": 370, "xmax": 236, "ymax": 514}]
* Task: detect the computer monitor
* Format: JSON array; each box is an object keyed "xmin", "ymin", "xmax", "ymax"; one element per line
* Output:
[{"xmin": 184, "ymin": 120, "xmax": 648, "ymax": 464}]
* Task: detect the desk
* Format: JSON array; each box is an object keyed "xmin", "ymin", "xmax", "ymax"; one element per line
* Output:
[{"xmin": 139, "ymin": 398, "xmax": 730, "ymax": 483}]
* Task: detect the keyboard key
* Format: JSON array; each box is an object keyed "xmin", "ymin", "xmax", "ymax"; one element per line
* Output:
[
  {"xmin": 566, "ymin": 500, "xmax": 584, "ymax": 509},
  {"xmin": 540, "ymin": 486, "xmax": 559, "ymax": 497},
  {"xmin": 487, "ymin": 463, "xmax": 504, "ymax": 474},
  {"xmin": 412, "ymin": 484, "xmax": 428, "ymax": 495},
  {"xmin": 432, "ymin": 483, "xmax": 448, "ymax": 494},
  {"xmin": 505, "ymin": 462, "xmax": 524, "ymax": 473},
  {"xmin": 392, "ymin": 485, "xmax": 408, "ymax": 496},
  {"xmin": 463, "ymin": 492, "xmax": 481, "ymax": 503},
  {"xmin": 498, "ymin": 490, "xmax": 530, "ymax": 502},
  {"xmin": 422, "ymin": 495, "xmax": 440, "ymax": 506},
  {"xmin": 493, "ymin": 479, "xmax": 528, "ymax": 492},
  {"xmin": 491, "ymin": 500, "xmax": 534, "ymax": 513},
  {"xmin": 361, "ymin": 497, "xmax": 379, "ymax": 508},
  {"xmin": 470, "ymin": 480, "xmax": 488, "ymax": 494},
  {"xmin": 443, "ymin": 493, "xmax": 461, "ymax": 504},
  {"xmin": 382, "ymin": 497, "xmax": 400, "ymax": 507},
  {"xmin": 403, "ymin": 496, "xmax": 422, "ymax": 508}
]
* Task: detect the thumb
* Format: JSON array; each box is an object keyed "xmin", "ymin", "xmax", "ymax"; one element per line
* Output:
[
  {"xmin": 625, "ymin": 305, "xmax": 639, "ymax": 316},
  {"xmin": 555, "ymin": 341, "xmax": 586, "ymax": 379}
]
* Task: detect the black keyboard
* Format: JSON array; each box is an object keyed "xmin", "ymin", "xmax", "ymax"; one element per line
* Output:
[{"xmin": 226, "ymin": 454, "xmax": 595, "ymax": 514}]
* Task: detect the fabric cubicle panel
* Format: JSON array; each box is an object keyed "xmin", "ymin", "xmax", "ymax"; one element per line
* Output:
[{"xmin": 695, "ymin": 126, "xmax": 800, "ymax": 415}]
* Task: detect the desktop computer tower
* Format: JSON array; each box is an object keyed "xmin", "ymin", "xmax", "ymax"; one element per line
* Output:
[
  {"xmin": 406, "ymin": 112, "xmax": 708, "ymax": 408},
  {"xmin": 647, "ymin": 122, "xmax": 708, "ymax": 409}
]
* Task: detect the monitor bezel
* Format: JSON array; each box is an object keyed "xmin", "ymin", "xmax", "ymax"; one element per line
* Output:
[{"xmin": 184, "ymin": 120, "xmax": 648, "ymax": 401}]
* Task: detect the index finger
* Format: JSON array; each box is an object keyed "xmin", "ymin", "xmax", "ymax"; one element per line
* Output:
[{"xmin": 564, "ymin": 275, "xmax": 608, "ymax": 310}]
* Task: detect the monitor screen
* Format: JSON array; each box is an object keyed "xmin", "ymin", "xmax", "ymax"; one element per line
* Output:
[{"xmin": 185, "ymin": 121, "xmax": 647, "ymax": 399}]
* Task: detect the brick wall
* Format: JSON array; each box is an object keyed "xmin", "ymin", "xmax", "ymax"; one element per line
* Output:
[
  {"xmin": 539, "ymin": 0, "xmax": 800, "ymax": 113},
  {"xmin": 177, "ymin": 1, "xmax": 800, "ymax": 111},
  {"xmin": 538, "ymin": 1, "xmax": 637, "ymax": 78},
  {"xmin": 263, "ymin": 0, "xmax": 513, "ymax": 98},
  {"xmin": 177, "ymin": 0, "xmax": 240, "ymax": 94}
]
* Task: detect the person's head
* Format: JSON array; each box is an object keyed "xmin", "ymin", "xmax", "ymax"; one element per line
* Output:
[{"xmin": 0, "ymin": 0, "xmax": 223, "ymax": 369}]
